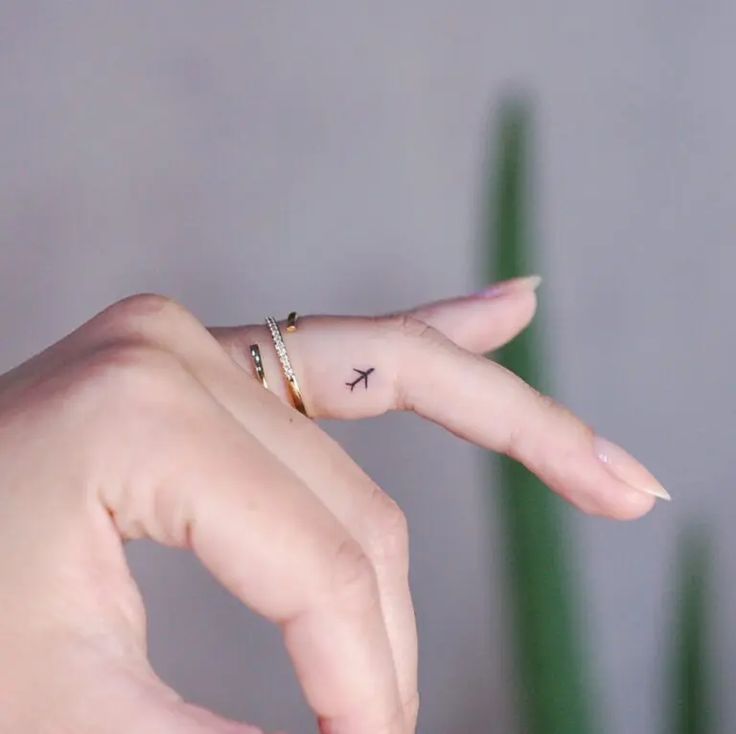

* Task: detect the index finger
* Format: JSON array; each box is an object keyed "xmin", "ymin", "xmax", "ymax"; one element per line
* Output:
[{"xmin": 212, "ymin": 290, "xmax": 668, "ymax": 519}]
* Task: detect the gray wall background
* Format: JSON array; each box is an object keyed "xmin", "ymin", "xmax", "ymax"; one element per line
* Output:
[{"xmin": 1, "ymin": 3, "xmax": 734, "ymax": 732}]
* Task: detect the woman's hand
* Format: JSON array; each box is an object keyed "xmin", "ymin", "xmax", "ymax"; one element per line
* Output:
[{"xmin": 0, "ymin": 282, "xmax": 667, "ymax": 734}]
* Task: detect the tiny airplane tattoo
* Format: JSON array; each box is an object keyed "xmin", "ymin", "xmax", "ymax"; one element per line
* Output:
[{"xmin": 346, "ymin": 367, "xmax": 375, "ymax": 391}]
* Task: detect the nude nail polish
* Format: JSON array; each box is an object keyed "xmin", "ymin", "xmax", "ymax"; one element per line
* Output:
[
  {"xmin": 476, "ymin": 274, "xmax": 542, "ymax": 298},
  {"xmin": 595, "ymin": 437, "xmax": 671, "ymax": 500}
]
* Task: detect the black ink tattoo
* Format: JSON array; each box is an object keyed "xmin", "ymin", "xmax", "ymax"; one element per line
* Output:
[{"xmin": 346, "ymin": 368, "xmax": 375, "ymax": 391}]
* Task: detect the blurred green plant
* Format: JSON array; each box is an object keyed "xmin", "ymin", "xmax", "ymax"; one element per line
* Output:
[
  {"xmin": 485, "ymin": 98, "xmax": 712, "ymax": 734},
  {"xmin": 669, "ymin": 530, "xmax": 712, "ymax": 734},
  {"xmin": 486, "ymin": 99, "xmax": 596, "ymax": 734}
]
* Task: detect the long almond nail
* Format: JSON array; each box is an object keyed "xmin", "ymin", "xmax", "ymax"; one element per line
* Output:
[
  {"xmin": 476, "ymin": 274, "xmax": 542, "ymax": 298},
  {"xmin": 595, "ymin": 437, "xmax": 671, "ymax": 500}
]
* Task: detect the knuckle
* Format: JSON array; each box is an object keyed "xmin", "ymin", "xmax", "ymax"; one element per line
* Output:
[
  {"xmin": 101, "ymin": 293, "xmax": 196, "ymax": 337},
  {"xmin": 534, "ymin": 391, "xmax": 579, "ymax": 430},
  {"xmin": 385, "ymin": 314, "xmax": 445, "ymax": 411},
  {"xmin": 387, "ymin": 313, "xmax": 434, "ymax": 341},
  {"xmin": 364, "ymin": 486, "xmax": 409, "ymax": 569},
  {"xmin": 502, "ymin": 422, "xmax": 523, "ymax": 458},
  {"xmin": 329, "ymin": 538, "xmax": 379, "ymax": 611},
  {"xmin": 536, "ymin": 392, "xmax": 593, "ymax": 438},
  {"xmin": 71, "ymin": 343, "xmax": 182, "ymax": 408},
  {"xmin": 536, "ymin": 392, "xmax": 558, "ymax": 413}
]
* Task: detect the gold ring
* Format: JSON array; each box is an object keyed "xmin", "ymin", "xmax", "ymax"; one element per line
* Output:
[
  {"xmin": 286, "ymin": 311, "xmax": 298, "ymax": 332},
  {"xmin": 265, "ymin": 316, "xmax": 308, "ymax": 416},
  {"xmin": 249, "ymin": 344, "xmax": 269, "ymax": 389}
]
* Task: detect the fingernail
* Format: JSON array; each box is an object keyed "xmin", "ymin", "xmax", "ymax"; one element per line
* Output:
[
  {"xmin": 476, "ymin": 274, "xmax": 542, "ymax": 298},
  {"xmin": 595, "ymin": 437, "xmax": 671, "ymax": 500}
]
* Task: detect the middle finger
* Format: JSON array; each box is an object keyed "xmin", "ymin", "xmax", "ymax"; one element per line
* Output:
[
  {"xmin": 209, "ymin": 359, "xmax": 420, "ymax": 727},
  {"xmin": 139, "ymin": 314, "xmax": 420, "ymax": 728}
]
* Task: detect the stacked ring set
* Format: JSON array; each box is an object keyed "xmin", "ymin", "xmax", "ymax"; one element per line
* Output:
[{"xmin": 250, "ymin": 312, "xmax": 309, "ymax": 417}]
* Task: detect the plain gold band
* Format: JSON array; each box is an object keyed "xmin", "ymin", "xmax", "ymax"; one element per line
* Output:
[{"xmin": 249, "ymin": 344, "xmax": 269, "ymax": 389}]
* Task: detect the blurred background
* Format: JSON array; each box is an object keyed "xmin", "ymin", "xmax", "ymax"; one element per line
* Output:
[{"xmin": 0, "ymin": 3, "xmax": 733, "ymax": 732}]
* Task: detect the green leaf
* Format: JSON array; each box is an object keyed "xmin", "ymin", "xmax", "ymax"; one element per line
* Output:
[
  {"xmin": 487, "ymin": 98, "xmax": 597, "ymax": 734},
  {"xmin": 669, "ymin": 528, "xmax": 712, "ymax": 734}
]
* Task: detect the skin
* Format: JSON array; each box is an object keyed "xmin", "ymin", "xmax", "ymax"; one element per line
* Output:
[{"xmin": 0, "ymin": 280, "xmax": 667, "ymax": 734}]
